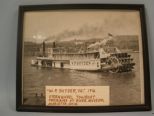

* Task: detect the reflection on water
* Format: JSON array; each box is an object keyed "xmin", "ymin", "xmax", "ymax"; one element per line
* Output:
[{"xmin": 23, "ymin": 53, "xmax": 141, "ymax": 106}]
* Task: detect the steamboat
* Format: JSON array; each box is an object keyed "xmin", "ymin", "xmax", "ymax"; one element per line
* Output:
[{"xmin": 31, "ymin": 35, "xmax": 135, "ymax": 73}]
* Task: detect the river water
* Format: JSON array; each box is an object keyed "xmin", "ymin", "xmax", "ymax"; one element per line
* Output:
[{"xmin": 23, "ymin": 53, "xmax": 142, "ymax": 106}]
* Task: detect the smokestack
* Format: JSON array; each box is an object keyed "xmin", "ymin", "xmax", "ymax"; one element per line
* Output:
[
  {"xmin": 43, "ymin": 41, "xmax": 45, "ymax": 56},
  {"xmin": 53, "ymin": 42, "xmax": 56, "ymax": 48}
]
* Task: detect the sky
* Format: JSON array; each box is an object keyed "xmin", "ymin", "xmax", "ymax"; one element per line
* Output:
[{"xmin": 23, "ymin": 10, "xmax": 141, "ymax": 42}]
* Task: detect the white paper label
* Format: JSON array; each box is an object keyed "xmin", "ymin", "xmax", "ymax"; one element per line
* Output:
[{"xmin": 45, "ymin": 86, "xmax": 110, "ymax": 106}]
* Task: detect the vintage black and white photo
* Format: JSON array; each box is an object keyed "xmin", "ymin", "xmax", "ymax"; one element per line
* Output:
[{"xmin": 16, "ymin": 4, "xmax": 151, "ymax": 112}]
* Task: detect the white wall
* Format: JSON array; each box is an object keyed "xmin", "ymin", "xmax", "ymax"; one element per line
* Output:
[{"xmin": 0, "ymin": 0, "xmax": 153, "ymax": 116}]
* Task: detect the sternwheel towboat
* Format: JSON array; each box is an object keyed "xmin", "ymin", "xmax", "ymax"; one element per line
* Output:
[{"xmin": 31, "ymin": 35, "xmax": 135, "ymax": 73}]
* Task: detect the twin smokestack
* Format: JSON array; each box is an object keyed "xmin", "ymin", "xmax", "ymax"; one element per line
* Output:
[{"xmin": 42, "ymin": 41, "xmax": 56, "ymax": 56}]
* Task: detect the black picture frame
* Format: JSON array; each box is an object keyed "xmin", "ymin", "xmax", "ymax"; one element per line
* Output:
[{"xmin": 16, "ymin": 4, "xmax": 151, "ymax": 113}]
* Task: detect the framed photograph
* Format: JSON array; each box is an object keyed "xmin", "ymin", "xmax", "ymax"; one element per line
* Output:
[{"xmin": 16, "ymin": 4, "xmax": 151, "ymax": 112}]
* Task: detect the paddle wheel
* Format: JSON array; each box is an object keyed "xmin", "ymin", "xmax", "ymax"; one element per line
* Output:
[{"xmin": 105, "ymin": 53, "xmax": 135, "ymax": 73}]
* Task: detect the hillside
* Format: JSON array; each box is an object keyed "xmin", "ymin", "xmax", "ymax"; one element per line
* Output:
[{"xmin": 24, "ymin": 35, "xmax": 139, "ymax": 56}]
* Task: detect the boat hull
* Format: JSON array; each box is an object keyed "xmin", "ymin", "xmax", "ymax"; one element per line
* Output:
[{"xmin": 31, "ymin": 52, "xmax": 135, "ymax": 73}]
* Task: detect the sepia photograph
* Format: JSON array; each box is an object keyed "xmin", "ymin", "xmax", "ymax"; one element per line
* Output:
[{"xmin": 16, "ymin": 4, "xmax": 151, "ymax": 112}]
